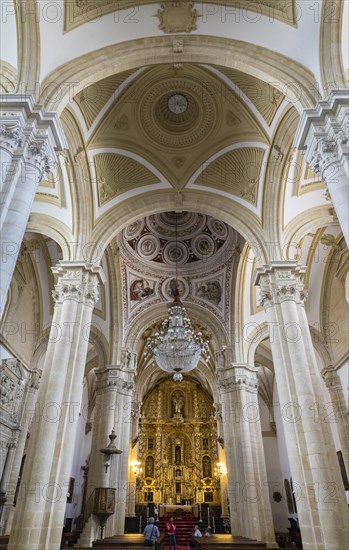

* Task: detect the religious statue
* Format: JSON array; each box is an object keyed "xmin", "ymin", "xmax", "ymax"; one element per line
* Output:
[
  {"xmin": 175, "ymin": 445, "xmax": 181, "ymax": 464},
  {"xmin": 173, "ymin": 393, "xmax": 184, "ymax": 416}
]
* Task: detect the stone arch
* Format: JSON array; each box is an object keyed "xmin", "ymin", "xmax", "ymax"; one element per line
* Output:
[
  {"xmin": 14, "ymin": 0, "xmax": 40, "ymax": 96},
  {"xmin": 40, "ymin": 36, "xmax": 318, "ymax": 113},
  {"xmin": 30, "ymin": 327, "xmax": 51, "ymax": 372},
  {"xmin": 282, "ymin": 205, "xmax": 336, "ymax": 257},
  {"xmin": 85, "ymin": 325, "xmax": 109, "ymax": 371},
  {"xmin": 124, "ymin": 300, "xmax": 230, "ymax": 356},
  {"xmin": 262, "ymin": 105, "xmax": 300, "ymax": 256},
  {"xmin": 135, "ymin": 359, "xmax": 220, "ymax": 405},
  {"xmin": 245, "ymin": 322, "xmax": 270, "ymax": 366},
  {"xmin": 320, "ymin": 0, "xmax": 346, "ymax": 93},
  {"xmin": 26, "ymin": 215, "xmax": 74, "ymax": 261},
  {"xmin": 309, "ymin": 326, "xmax": 333, "ymax": 370},
  {"xmin": 90, "ymin": 190, "xmax": 269, "ymax": 266}
]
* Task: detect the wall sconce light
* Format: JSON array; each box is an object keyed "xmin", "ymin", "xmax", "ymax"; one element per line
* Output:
[
  {"xmin": 131, "ymin": 461, "xmax": 143, "ymax": 476},
  {"xmin": 214, "ymin": 462, "xmax": 227, "ymax": 477}
]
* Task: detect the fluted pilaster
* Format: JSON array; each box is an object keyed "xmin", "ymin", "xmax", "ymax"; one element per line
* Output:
[
  {"xmin": 8, "ymin": 262, "xmax": 104, "ymax": 550},
  {"xmin": 255, "ymin": 261, "xmax": 348, "ymax": 550}
]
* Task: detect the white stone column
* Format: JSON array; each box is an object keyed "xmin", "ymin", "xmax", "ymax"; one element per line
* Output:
[
  {"xmin": 107, "ymin": 372, "xmax": 134, "ymax": 537},
  {"xmin": 321, "ymin": 366, "xmax": 349, "ymax": 480},
  {"xmin": 218, "ymin": 364, "xmax": 276, "ymax": 546},
  {"xmin": 0, "ymin": 94, "xmax": 67, "ymax": 315},
  {"xmin": 294, "ymin": 90, "xmax": 349, "ymax": 248},
  {"xmin": 1, "ymin": 370, "xmax": 41, "ymax": 535},
  {"xmin": 80, "ymin": 365, "xmax": 134, "ymax": 542},
  {"xmin": 8, "ymin": 262, "xmax": 104, "ymax": 550},
  {"xmin": 254, "ymin": 261, "xmax": 349, "ymax": 550}
]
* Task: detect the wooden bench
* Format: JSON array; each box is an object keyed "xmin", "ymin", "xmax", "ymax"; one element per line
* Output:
[{"xmin": 0, "ymin": 536, "xmax": 9, "ymax": 549}]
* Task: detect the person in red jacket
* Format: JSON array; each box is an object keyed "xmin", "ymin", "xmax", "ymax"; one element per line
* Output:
[{"xmin": 166, "ymin": 517, "xmax": 177, "ymax": 550}]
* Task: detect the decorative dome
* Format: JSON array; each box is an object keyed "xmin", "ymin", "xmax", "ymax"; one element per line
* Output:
[
  {"xmin": 139, "ymin": 78, "xmax": 217, "ymax": 148},
  {"xmin": 122, "ymin": 212, "xmax": 234, "ymax": 268}
]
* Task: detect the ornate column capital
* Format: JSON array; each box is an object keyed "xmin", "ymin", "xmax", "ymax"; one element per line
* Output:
[
  {"xmin": 51, "ymin": 261, "xmax": 105, "ymax": 307},
  {"xmin": 218, "ymin": 363, "xmax": 258, "ymax": 394},
  {"xmin": 95, "ymin": 365, "xmax": 135, "ymax": 395},
  {"xmin": 294, "ymin": 89, "xmax": 349, "ymax": 182},
  {"xmin": 0, "ymin": 119, "xmax": 24, "ymax": 153},
  {"xmin": 0, "ymin": 94, "xmax": 67, "ymax": 177},
  {"xmin": 321, "ymin": 365, "xmax": 343, "ymax": 390},
  {"xmin": 254, "ymin": 261, "xmax": 307, "ymax": 308}
]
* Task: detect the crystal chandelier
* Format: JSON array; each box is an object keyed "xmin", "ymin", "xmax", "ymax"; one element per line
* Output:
[{"xmin": 144, "ymin": 213, "xmax": 210, "ymax": 381}]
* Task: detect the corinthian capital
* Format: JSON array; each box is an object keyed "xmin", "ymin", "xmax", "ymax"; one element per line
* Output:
[
  {"xmin": 294, "ymin": 89, "xmax": 349, "ymax": 183},
  {"xmin": 321, "ymin": 365, "xmax": 343, "ymax": 391},
  {"xmin": 26, "ymin": 138, "xmax": 55, "ymax": 181},
  {"xmin": 51, "ymin": 262, "xmax": 105, "ymax": 306},
  {"xmin": 95, "ymin": 365, "xmax": 135, "ymax": 395},
  {"xmin": 254, "ymin": 261, "xmax": 307, "ymax": 308},
  {"xmin": 218, "ymin": 364, "xmax": 258, "ymax": 394},
  {"xmin": 0, "ymin": 120, "xmax": 24, "ymax": 152}
]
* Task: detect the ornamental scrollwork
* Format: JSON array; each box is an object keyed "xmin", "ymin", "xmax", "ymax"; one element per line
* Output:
[
  {"xmin": 52, "ymin": 270, "xmax": 100, "ymax": 306},
  {"xmin": 310, "ymin": 138, "xmax": 339, "ymax": 178},
  {"xmin": 218, "ymin": 375, "xmax": 258, "ymax": 394},
  {"xmin": 96, "ymin": 368, "xmax": 134, "ymax": 395},
  {"xmin": 0, "ymin": 121, "xmax": 23, "ymax": 152},
  {"xmin": 157, "ymin": 2, "xmax": 198, "ymax": 33},
  {"xmin": 26, "ymin": 140, "xmax": 54, "ymax": 181},
  {"xmin": 259, "ymin": 290, "xmax": 273, "ymax": 309}
]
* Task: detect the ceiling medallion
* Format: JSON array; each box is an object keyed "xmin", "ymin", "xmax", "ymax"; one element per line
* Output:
[
  {"xmin": 168, "ymin": 93, "xmax": 188, "ymax": 114},
  {"xmin": 139, "ymin": 79, "xmax": 216, "ymax": 148},
  {"xmin": 157, "ymin": 2, "xmax": 198, "ymax": 34}
]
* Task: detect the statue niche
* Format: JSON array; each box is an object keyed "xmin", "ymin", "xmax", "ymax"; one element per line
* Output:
[
  {"xmin": 172, "ymin": 391, "xmax": 185, "ymax": 417},
  {"xmin": 175, "ymin": 444, "xmax": 181, "ymax": 464},
  {"xmin": 145, "ymin": 456, "xmax": 154, "ymax": 478},
  {"xmin": 202, "ymin": 455, "xmax": 212, "ymax": 478}
]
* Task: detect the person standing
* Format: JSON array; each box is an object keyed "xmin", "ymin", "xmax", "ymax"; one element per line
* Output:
[
  {"xmin": 143, "ymin": 517, "xmax": 160, "ymax": 548},
  {"xmin": 166, "ymin": 516, "xmax": 177, "ymax": 550}
]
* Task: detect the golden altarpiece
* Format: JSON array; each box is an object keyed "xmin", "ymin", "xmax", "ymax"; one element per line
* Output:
[{"xmin": 133, "ymin": 378, "xmax": 223, "ymax": 510}]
